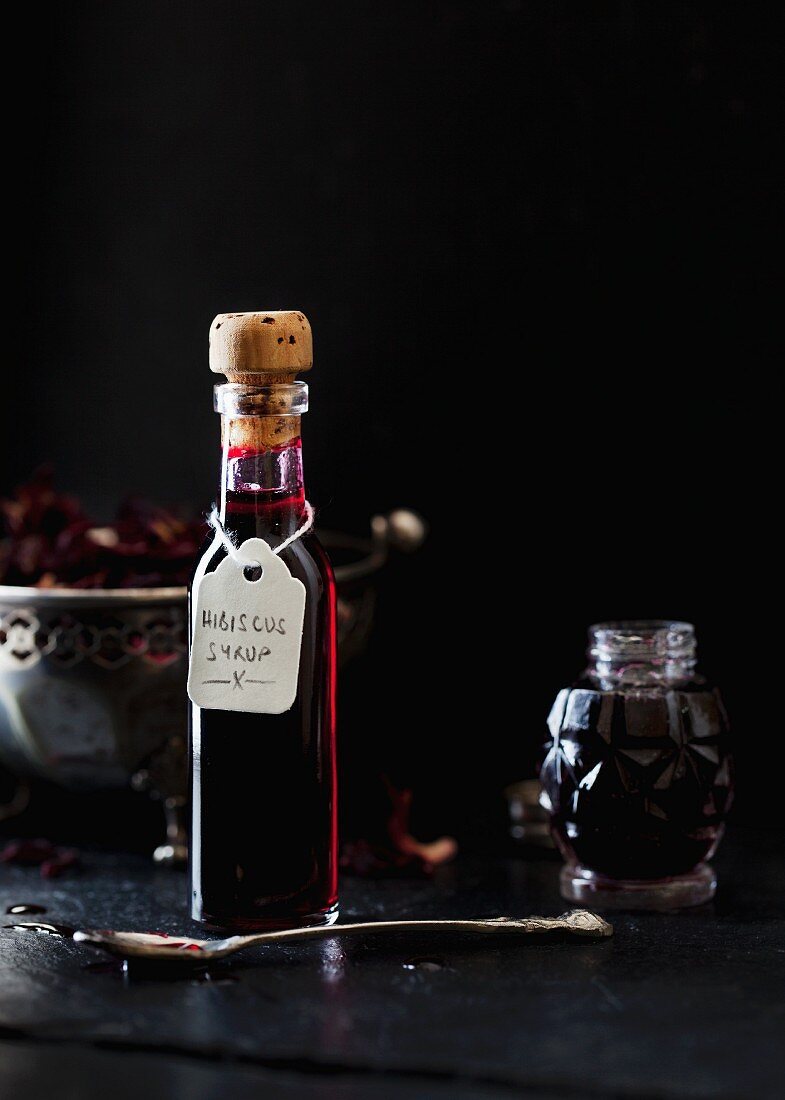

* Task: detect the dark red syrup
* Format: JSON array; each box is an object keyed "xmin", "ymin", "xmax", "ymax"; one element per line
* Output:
[{"xmin": 189, "ymin": 481, "xmax": 337, "ymax": 931}]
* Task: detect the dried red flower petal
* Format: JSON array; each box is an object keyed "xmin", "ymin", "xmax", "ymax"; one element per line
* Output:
[
  {"xmin": 0, "ymin": 838, "xmax": 82, "ymax": 878},
  {"xmin": 340, "ymin": 778, "xmax": 458, "ymax": 877},
  {"xmin": 40, "ymin": 849, "xmax": 80, "ymax": 879},
  {"xmin": 0, "ymin": 469, "xmax": 204, "ymax": 589},
  {"xmin": 0, "ymin": 837, "xmax": 57, "ymax": 865}
]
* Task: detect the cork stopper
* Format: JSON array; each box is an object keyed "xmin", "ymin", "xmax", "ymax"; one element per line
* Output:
[{"xmin": 209, "ymin": 311, "xmax": 313, "ymax": 382}]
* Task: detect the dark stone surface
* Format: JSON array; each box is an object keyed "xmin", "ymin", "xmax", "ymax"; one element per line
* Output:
[{"xmin": 1, "ymin": 828, "xmax": 783, "ymax": 1099}]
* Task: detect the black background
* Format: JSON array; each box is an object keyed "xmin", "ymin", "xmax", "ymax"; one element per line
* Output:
[{"xmin": 3, "ymin": 1, "xmax": 782, "ymax": 839}]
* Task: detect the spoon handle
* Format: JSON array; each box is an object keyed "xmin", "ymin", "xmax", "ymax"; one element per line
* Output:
[{"xmin": 221, "ymin": 910, "xmax": 612, "ymax": 950}]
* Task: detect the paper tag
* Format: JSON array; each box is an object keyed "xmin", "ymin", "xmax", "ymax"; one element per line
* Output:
[{"xmin": 187, "ymin": 538, "xmax": 306, "ymax": 714}]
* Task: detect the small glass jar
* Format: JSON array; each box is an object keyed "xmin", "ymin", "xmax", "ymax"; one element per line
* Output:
[{"xmin": 540, "ymin": 621, "xmax": 733, "ymax": 909}]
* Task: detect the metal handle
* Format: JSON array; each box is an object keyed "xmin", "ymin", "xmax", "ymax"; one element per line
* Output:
[{"xmin": 220, "ymin": 911, "xmax": 612, "ymax": 951}]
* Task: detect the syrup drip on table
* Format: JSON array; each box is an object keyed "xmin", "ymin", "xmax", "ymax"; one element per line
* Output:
[
  {"xmin": 402, "ymin": 956, "xmax": 446, "ymax": 972},
  {"xmin": 4, "ymin": 921, "xmax": 75, "ymax": 937}
]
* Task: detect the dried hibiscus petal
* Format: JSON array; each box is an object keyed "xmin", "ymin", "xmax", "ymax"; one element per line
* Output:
[
  {"xmin": 0, "ymin": 838, "xmax": 81, "ymax": 878},
  {"xmin": 40, "ymin": 849, "xmax": 80, "ymax": 879},
  {"xmin": 0, "ymin": 838, "xmax": 58, "ymax": 865},
  {"xmin": 0, "ymin": 468, "xmax": 204, "ymax": 589},
  {"xmin": 340, "ymin": 778, "xmax": 457, "ymax": 877}
]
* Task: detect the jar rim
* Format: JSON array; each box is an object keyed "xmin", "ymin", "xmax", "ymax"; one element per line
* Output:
[
  {"xmin": 588, "ymin": 621, "xmax": 697, "ymax": 675},
  {"xmin": 590, "ymin": 620, "xmax": 694, "ymax": 637}
]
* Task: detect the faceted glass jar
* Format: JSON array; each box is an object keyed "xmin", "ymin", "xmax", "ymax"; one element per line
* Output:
[{"xmin": 540, "ymin": 622, "xmax": 733, "ymax": 909}]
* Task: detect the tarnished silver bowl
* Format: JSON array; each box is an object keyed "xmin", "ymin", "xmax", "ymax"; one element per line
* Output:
[
  {"xmin": 0, "ymin": 510, "xmax": 425, "ymax": 861},
  {"xmin": 0, "ymin": 585, "xmax": 189, "ymax": 862},
  {"xmin": 0, "ymin": 586, "xmax": 186, "ymax": 790}
]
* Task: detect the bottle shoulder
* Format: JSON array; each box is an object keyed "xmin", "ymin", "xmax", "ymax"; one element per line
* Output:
[
  {"xmin": 285, "ymin": 531, "xmax": 335, "ymax": 591},
  {"xmin": 190, "ymin": 530, "xmax": 333, "ymax": 597}
]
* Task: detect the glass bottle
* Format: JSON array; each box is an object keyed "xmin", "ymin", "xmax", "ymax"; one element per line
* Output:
[
  {"xmin": 540, "ymin": 621, "xmax": 732, "ymax": 909},
  {"xmin": 189, "ymin": 311, "xmax": 337, "ymax": 930}
]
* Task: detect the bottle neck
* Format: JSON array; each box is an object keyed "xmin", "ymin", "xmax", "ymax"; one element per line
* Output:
[
  {"xmin": 214, "ymin": 382, "xmax": 309, "ymax": 542},
  {"xmin": 218, "ymin": 417, "xmax": 306, "ymax": 540},
  {"xmin": 586, "ymin": 621, "xmax": 697, "ymax": 689}
]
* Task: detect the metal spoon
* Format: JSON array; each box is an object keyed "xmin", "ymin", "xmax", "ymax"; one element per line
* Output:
[{"xmin": 66, "ymin": 910, "xmax": 612, "ymax": 967}]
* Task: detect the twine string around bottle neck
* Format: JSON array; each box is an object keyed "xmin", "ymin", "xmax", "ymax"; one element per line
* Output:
[{"xmin": 207, "ymin": 501, "xmax": 314, "ymax": 569}]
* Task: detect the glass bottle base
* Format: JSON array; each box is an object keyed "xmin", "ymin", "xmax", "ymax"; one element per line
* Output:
[
  {"xmin": 194, "ymin": 902, "xmax": 339, "ymax": 933},
  {"xmin": 560, "ymin": 862, "xmax": 716, "ymax": 910}
]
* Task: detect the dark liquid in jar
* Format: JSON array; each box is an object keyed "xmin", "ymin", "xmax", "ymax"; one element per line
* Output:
[{"xmin": 540, "ymin": 683, "xmax": 733, "ymax": 880}]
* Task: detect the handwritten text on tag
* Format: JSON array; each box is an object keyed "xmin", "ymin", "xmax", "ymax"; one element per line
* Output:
[{"xmin": 187, "ymin": 538, "xmax": 306, "ymax": 714}]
